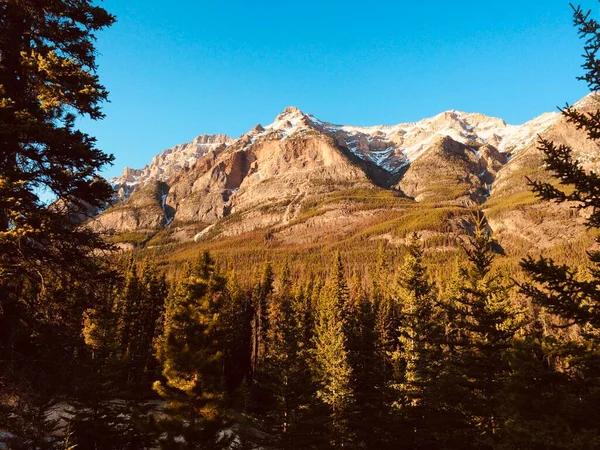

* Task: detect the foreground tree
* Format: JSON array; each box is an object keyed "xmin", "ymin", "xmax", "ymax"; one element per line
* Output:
[
  {"xmin": 0, "ymin": 2, "xmax": 116, "ymax": 442},
  {"xmin": 519, "ymin": 4, "xmax": 600, "ymax": 446},
  {"xmin": 263, "ymin": 264, "xmax": 304, "ymax": 447},
  {"xmin": 248, "ymin": 262, "xmax": 274, "ymax": 412},
  {"xmin": 0, "ymin": 0, "xmax": 116, "ymax": 280},
  {"xmin": 450, "ymin": 213, "xmax": 520, "ymax": 449},
  {"xmin": 153, "ymin": 253, "xmax": 231, "ymax": 449},
  {"xmin": 392, "ymin": 235, "xmax": 452, "ymax": 449},
  {"xmin": 312, "ymin": 253, "xmax": 355, "ymax": 448}
]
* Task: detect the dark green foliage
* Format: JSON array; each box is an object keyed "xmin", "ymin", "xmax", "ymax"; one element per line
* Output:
[
  {"xmin": 262, "ymin": 264, "xmax": 308, "ymax": 447},
  {"xmin": 501, "ymin": 317, "xmax": 582, "ymax": 450},
  {"xmin": 519, "ymin": 4, "xmax": 600, "ymax": 448},
  {"xmin": 0, "ymin": 271, "xmax": 116, "ymax": 447},
  {"xmin": 392, "ymin": 235, "xmax": 454, "ymax": 449},
  {"xmin": 248, "ymin": 262, "xmax": 274, "ymax": 412},
  {"xmin": 449, "ymin": 213, "xmax": 520, "ymax": 449},
  {"xmin": 68, "ymin": 258, "xmax": 165, "ymax": 449},
  {"xmin": 0, "ymin": 0, "xmax": 115, "ymax": 281},
  {"xmin": 0, "ymin": 1, "xmax": 118, "ymax": 445},
  {"xmin": 221, "ymin": 272, "xmax": 253, "ymax": 394},
  {"xmin": 312, "ymin": 253, "xmax": 356, "ymax": 448},
  {"xmin": 153, "ymin": 253, "xmax": 231, "ymax": 449}
]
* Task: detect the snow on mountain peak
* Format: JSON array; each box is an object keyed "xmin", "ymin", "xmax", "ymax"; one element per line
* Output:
[
  {"xmin": 264, "ymin": 106, "xmax": 311, "ymax": 135},
  {"xmin": 109, "ymin": 104, "xmax": 564, "ymax": 201},
  {"xmin": 110, "ymin": 133, "xmax": 233, "ymax": 200}
]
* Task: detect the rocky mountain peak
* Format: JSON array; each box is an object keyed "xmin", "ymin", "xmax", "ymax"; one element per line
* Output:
[
  {"xmin": 279, "ymin": 106, "xmax": 304, "ymax": 116},
  {"xmin": 191, "ymin": 134, "xmax": 233, "ymax": 145},
  {"xmin": 89, "ymin": 95, "xmax": 598, "ymax": 252},
  {"xmin": 110, "ymin": 133, "xmax": 233, "ymax": 201},
  {"xmin": 265, "ymin": 106, "xmax": 314, "ymax": 135}
]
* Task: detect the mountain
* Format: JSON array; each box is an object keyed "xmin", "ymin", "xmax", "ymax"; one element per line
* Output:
[{"xmin": 91, "ymin": 95, "xmax": 598, "ymax": 257}]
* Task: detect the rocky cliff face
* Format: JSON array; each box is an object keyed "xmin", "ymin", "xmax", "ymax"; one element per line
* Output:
[
  {"xmin": 110, "ymin": 134, "xmax": 233, "ymax": 201},
  {"xmin": 91, "ymin": 94, "xmax": 599, "ymax": 253}
]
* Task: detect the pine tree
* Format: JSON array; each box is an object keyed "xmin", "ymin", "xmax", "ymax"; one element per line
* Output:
[
  {"xmin": 348, "ymin": 288, "xmax": 383, "ymax": 449},
  {"xmin": 0, "ymin": 0, "xmax": 115, "ymax": 280},
  {"xmin": 114, "ymin": 258, "xmax": 142, "ymax": 363},
  {"xmin": 373, "ymin": 246, "xmax": 399, "ymax": 372},
  {"xmin": 312, "ymin": 252, "xmax": 355, "ymax": 448},
  {"xmin": 392, "ymin": 234, "xmax": 450, "ymax": 449},
  {"xmin": 153, "ymin": 253, "xmax": 231, "ymax": 449},
  {"xmin": 449, "ymin": 212, "xmax": 521, "ymax": 449},
  {"xmin": 517, "ymin": 5, "xmax": 600, "ymax": 446},
  {"xmin": 221, "ymin": 271, "xmax": 252, "ymax": 394},
  {"xmin": 73, "ymin": 261, "xmax": 162, "ymax": 449},
  {"xmin": 263, "ymin": 263, "xmax": 304, "ymax": 447},
  {"xmin": 137, "ymin": 263, "xmax": 168, "ymax": 386},
  {"xmin": 288, "ymin": 277, "xmax": 325, "ymax": 449},
  {"xmin": 501, "ymin": 314, "xmax": 580, "ymax": 450},
  {"xmin": 0, "ymin": 3, "xmax": 116, "ymax": 444},
  {"xmin": 248, "ymin": 261, "xmax": 274, "ymax": 412}
]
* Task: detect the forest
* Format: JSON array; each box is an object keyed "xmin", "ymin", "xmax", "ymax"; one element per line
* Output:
[{"xmin": 2, "ymin": 1, "xmax": 600, "ymax": 449}]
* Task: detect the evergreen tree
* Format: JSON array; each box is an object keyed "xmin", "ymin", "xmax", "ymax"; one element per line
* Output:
[
  {"xmin": 153, "ymin": 253, "xmax": 231, "ymax": 449},
  {"xmin": 392, "ymin": 235, "xmax": 450, "ymax": 450},
  {"xmin": 248, "ymin": 261, "xmax": 274, "ymax": 412},
  {"xmin": 0, "ymin": 0, "xmax": 115, "ymax": 280},
  {"xmin": 289, "ymin": 276, "xmax": 326, "ymax": 449},
  {"xmin": 221, "ymin": 271, "xmax": 252, "ymax": 394},
  {"xmin": 518, "ymin": 5, "xmax": 600, "ymax": 446},
  {"xmin": 312, "ymin": 253, "xmax": 355, "ymax": 448},
  {"xmin": 0, "ymin": 2, "xmax": 116, "ymax": 444},
  {"xmin": 348, "ymin": 289, "xmax": 382, "ymax": 449},
  {"xmin": 372, "ymin": 245, "xmax": 399, "ymax": 375},
  {"xmin": 114, "ymin": 258, "xmax": 142, "ymax": 363},
  {"xmin": 449, "ymin": 212, "xmax": 521, "ymax": 449},
  {"xmin": 501, "ymin": 315, "xmax": 580, "ymax": 450},
  {"xmin": 263, "ymin": 263, "xmax": 304, "ymax": 447},
  {"xmin": 72, "ymin": 261, "xmax": 162, "ymax": 449},
  {"xmin": 137, "ymin": 263, "xmax": 168, "ymax": 386}
]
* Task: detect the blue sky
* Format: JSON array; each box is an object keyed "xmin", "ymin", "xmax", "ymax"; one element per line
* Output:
[{"xmin": 84, "ymin": 0, "xmax": 598, "ymax": 178}]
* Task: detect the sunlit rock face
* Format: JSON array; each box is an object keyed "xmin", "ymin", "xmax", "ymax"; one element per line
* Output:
[{"xmin": 92, "ymin": 97, "xmax": 600, "ymax": 249}]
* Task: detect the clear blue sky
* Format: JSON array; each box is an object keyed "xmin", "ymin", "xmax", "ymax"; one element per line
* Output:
[{"xmin": 84, "ymin": 0, "xmax": 598, "ymax": 178}]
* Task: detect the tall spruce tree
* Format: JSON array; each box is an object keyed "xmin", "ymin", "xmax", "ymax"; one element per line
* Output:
[
  {"xmin": 249, "ymin": 262, "xmax": 274, "ymax": 412},
  {"xmin": 371, "ymin": 247, "xmax": 402, "ymax": 450},
  {"xmin": 289, "ymin": 276, "xmax": 325, "ymax": 449},
  {"xmin": 501, "ymin": 314, "xmax": 580, "ymax": 450},
  {"xmin": 137, "ymin": 263, "xmax": 168, "ymax": 387},
  {"xmin": 518, "ymin": 4, "xmax": 600, "ymax": 446},
  {"xmin": 221, "ymin": 271, "xmax": 252, "ymax": 395},
  {"xmin": 0, "ymin": 2, "xmax": 115, "ymax": 443},
  {"xmin": 71, "ymin": 260, "xmax": 163, "ymax": 450},
  {"xmin": 263, "ymin": 264, "xmax": 305, "ymax": 447},
  {"xmin": 153, "ymin": 253, "xmax": 231, "ymax": 449},
  {"xmin": 392, "ymin": 235, "xmax": 450, "ymax": 450},
  {"xmin": 0, "ymin": 0, "xmax": 115, "ymax": 281},
  {"xmin": 312, "ymin": 253, "xmax": 355, "ymax": 448},
  {"xmin": 450, "ymin": 212, "xmax": 520, "ymax": 449}
]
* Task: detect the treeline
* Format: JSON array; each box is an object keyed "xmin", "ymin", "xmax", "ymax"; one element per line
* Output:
[{"xmin": 2, "ymin": 211, "xmax": 600, "ymax": 449}]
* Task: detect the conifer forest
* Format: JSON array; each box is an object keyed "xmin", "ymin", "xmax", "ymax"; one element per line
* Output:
[{"xmin": 4, "ymin": 1, "xmax": 600, "ymax": 449}]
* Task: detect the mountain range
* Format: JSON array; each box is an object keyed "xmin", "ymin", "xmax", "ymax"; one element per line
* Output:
[{"xmin": 90, "ymin": 94, "xmax": 600, "ymax": 257}]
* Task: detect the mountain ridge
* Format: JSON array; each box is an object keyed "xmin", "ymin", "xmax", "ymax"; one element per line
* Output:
[
  {"xmin": 110, "ymin": 105, "xmax": 561, "ymax": 198},
  {"xmin": 93, "ymin": 94, "xmax": 598, "ymax": 255}
]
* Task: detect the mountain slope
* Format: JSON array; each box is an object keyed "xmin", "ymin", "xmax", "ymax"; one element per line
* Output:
[{"xmin": 92, "ymin": 96, "xmax": 598, "ymax": 257}]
